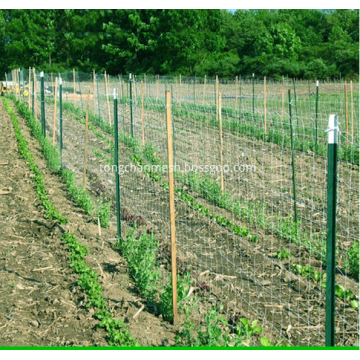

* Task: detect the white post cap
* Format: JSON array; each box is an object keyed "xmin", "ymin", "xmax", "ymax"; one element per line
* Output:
[
  {"xmin": 129, "ymin": 73, "xmax": 132, "ymax": 80},
  {"xmin": 113, "ymin": 88, "xmax": 117, "ymax": 99},
  {"xmin": 40, "ymin": 71, "xmax": 44, "ymax": 77},
  {"xmin": 59, "ymin": 77, "xmax": 62, "ymax": 85},
  {"xmin": 316, "ymin": 80, "xmax": 319, "ymax": 86},
  {"xmin": 326, "ymin": 114, "xmax": 339, "ymax": 144}
]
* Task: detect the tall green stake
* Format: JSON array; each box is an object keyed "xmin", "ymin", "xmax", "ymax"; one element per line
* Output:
[
  {"xmin": 292, "ymin": 79, "xmax": 299, "ymax": 137},
  {"xmin": 325, "ymin": 114, "xmax": 338, "ymax": 347},
  {"xmin": 129, "ymin": 73, "xmax": 134, "ymax": 137},
  {"xmin": 315, "ymin": 81, "xmax": 319, "ymax": 146},
  {"xmin": 288, "ymin": 90, "xmax": 297, "ymax": 223},
  {"xmin": 40, "ymin": 72, "xmax": 46, "ymax": 137},
  {"xmin": 113, "ymin": 89, "xmax": 121, "ymax": 240},
  {"xmin": 59, "ymin": 77, "xmax": 63, "ymax": 168}
]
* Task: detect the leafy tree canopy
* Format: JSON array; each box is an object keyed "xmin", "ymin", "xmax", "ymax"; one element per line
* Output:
[{"xmin": 1, "ymin": 9, "xmax": 358, "ymax": 79}]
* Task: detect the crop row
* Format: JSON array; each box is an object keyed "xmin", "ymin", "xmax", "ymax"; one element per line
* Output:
[
  {"xmin": 12, "ymin": 96, "xmax": 113, "ymax": 228},
  {"xmin": 127, "ymin": 97, "xmax": 359, "ymax": 164},
  {"xmin": 3, "ymin": 97, "xmax": 138, "ymax": 346}
]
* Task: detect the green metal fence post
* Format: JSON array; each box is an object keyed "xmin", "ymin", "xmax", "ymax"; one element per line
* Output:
[
  {"xmin": 113, "ymin": 89, "xmax": 122, "ymax": 241},
  {"xmin": 292, "ymin": 78, "xmax": 299, "ymax": 137},
  {"xmin": 59, "ymin": 77, "xmax": 63, "ymax": 168},
  {"xmin": 40, "ymin": 71, "xmax": 46, "ymax": 137},
  {"xmin": 315, "ymin": 80, "xmax": 319, "ymax": 147},
  {"xmin": 325, "ymin": 114, "xmax": 339, "ymax": 347},
  {"xmin": 288, "ymin": 90, "xmax": 298, "ymax": 223},
  {"xmin": 129, "ymin": 73, "xmax": 134, "ymax": 137}
]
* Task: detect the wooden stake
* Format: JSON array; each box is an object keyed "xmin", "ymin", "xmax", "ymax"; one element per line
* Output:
[
  {"xmin": 98, "ymin": 218, "xmax": 101, "ymax": 237},
  {"xmin": 82, "ymin": 89, "xmax": 91, "ymax": 190},
  {"xmin": 218, "ymin": 92, "xmax": 224, "ymax": 193},
  {"xmin": 28, "ymin": 67, "xmax": 31, "ymax": 109},
  {"xmin": 203, "ymin": 75, "xmax": 206, "ymax": 105},
  {"xmin": 14, "ymin": 69, "xmax": 18, "ymax": 101},
  {"xmin": 179, "ymin": 74, "xmax": 182, "ymax": 109},
  {"xmin": 344, "ymin": 81, "xmax": 348, "ymax": 142},
  {"xmin": 133, "ymin": 76, "xmax": 137, "ymax": 105},
  {"xmin": 10, "ymin": 70, "xmax": 13, "ymax": 95},
  {"xmin": 156, "ymin": 75, "xmax": 159, "ymax": 102},
  {"xmin": 51, "ymin": 72, "xmax": 54, "ymax": 96},
  {"xmin": 264, "ymin": 76, "xmax": 267, "ymax": 134},
  {"xmin": 235, "ymin": 75, "xmax": 239, "ymax": 110},
  {"xmin": 144, "ymin": 74, "xmax": 146, "ymax": 97},
  {"xmin": 105, "ymin": 71, "xmax": 111, "ymax": 126},
  {"xmin": 118, "ymin": 75, "xmax": 122, "ymax": 100},
  {"xmin": 93, "ymin": 70, "xmax": 96, "ymax": 113},
  {"xmin": 215, "ymin": 75, "xmax": 219, "ymax": 122},
  {"xmin": 165, "ymin": 90, "xmax": 178, "ymax": 325},
  {"xmin": 73, "ymin": 69, "xmax": 76, "ymax": 107},
  {"xmin": 141, "ymin": 80, "xmax": 145, "ymax": 145},
  {"xmin": 33, "ymin": 68, "xmax": 38, "ymax": 120},
  {"xmin": 52, "ymin": 77, "xmax": 58, "ymax": 146},
  {"xmin": 350, "ymin": 80, "xmax": 354, "ymax": 142},
  {"xmin": 281, "ymin": 89, "xmax": 284, "ymax": 122}
]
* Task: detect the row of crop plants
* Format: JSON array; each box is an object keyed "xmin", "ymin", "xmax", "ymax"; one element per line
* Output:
[{"xmin": 3, "ymin": 97, "xmax": 138, "ymax": 346}]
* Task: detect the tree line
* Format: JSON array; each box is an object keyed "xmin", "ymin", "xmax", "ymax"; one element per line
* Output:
[{"xmin": 0, "ymin": 9, "xmax": 358, "ymax": 79}]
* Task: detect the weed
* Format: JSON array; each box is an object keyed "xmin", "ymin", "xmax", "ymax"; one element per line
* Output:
[
  {"xmin": 347, "ymin": 241, "xmax": 359, "ymax": 281},
  {"xmin": 272, "ymin": 246, "xmax": 291, "ymax": 260}
]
